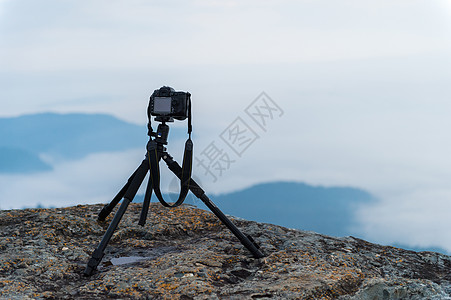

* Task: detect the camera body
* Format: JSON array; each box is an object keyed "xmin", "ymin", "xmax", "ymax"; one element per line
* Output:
[{"xmin": 149, "ymin": 86, "xmax": 190, "ymax": 121}]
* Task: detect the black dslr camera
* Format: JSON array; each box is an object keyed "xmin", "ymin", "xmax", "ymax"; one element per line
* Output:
[{"xmin": 149, "ymin": 86, "xmax": 190, "ymax": 121}]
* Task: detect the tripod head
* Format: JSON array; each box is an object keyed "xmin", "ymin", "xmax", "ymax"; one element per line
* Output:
[
  {"xmin": 149, "ymin": 121, "xmax": 171, "ymax": 146},
  {"xmin": 147, "ymin": 116, "xmax": 172, "ymax": 144}
]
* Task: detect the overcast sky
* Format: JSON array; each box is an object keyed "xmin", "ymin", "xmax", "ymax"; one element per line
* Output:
[{"xmin": 1, "ymin": 0, "xmax": 451, "ymax": 252}]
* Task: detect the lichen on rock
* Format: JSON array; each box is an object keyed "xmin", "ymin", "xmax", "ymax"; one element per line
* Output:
[{"xmin": 0, "ymin": 203, "xmax": 450, "ymax": 299}]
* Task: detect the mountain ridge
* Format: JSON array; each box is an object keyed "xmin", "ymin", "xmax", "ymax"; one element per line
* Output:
[
  {"xmin": 0, "ymin": 112, "xmax": 186, "ymax": 173},
  {"xmin": 0, "ymin": 112, "xmax": 145, "ymax": 158},
  {"xmin": 191, "ymin": 181, "xmax": 374, "ymax": 237}
]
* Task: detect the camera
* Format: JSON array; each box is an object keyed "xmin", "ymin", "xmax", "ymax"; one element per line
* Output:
[{"xmin": 149, "ymin": 86, "xmax": 190, "ymax": 120}]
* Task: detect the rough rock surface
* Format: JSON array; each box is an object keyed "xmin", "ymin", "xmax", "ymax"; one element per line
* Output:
[{"xmin": 1, "ymin": 203, "xmax": 451, "ymax": 299}]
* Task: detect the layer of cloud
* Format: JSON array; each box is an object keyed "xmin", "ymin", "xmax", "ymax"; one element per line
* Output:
[{"xmin": 0, "ymin": 149, "xmax": 144, "ymax": 210}]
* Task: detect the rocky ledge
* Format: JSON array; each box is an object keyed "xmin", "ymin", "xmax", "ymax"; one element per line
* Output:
[{"xmin": 1, "ymin": 203, "xmax": 451, "ymax": 299}]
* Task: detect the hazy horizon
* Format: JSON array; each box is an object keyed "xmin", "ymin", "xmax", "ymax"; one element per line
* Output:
[{"xmin": 2, "ymin": 0, "xmax": 451, "ymax": 253}]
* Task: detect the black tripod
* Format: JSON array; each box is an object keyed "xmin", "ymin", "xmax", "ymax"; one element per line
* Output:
[{"xmin": 84, "ymin": 120, "xmax": 265, "ymax": 276}]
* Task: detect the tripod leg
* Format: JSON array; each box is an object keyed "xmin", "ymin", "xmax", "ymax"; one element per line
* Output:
[
  {"xmin": 163, "ymin": 154, "xmax": 265, "ymax": 259},
  {"xmin": 84, "ymin": 160, "xmax": 149, "ymax": 276},
  {"xmin": 138, "ymin": 175, "xmax": 153, "ymax": 226},
  {"xmin": 84, "ymin": 198, "xmax": 132, "ymax": 276},
  {"xmin": 98, "ymin": 168, "xmax": 139, "ymax": 221}
]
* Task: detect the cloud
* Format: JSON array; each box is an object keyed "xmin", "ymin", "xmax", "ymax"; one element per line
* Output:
[
  {"xmin": 0, "ymin": 149, "xmax": 145, "ymax": 210},
  {"xmin": 356, "ymin": 189, "xmax": 451, "ymax": 252},
  {"xmin": 1, "ymin": 0, "xmax": 450, "ymax": 73}
]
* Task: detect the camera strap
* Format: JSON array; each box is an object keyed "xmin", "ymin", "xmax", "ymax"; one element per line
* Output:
[
  {"xmin": 147, "ymin": 138, "xmax": 192, "ymax": 207},
  {"xmin": 147, "ymin": 98, "xmax": 193, "ymax": 207}
]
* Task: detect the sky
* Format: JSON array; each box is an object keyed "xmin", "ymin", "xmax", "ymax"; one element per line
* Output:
[{"xmin": 1, "ymin": 0, "xmax": 451, "ymax": 252}]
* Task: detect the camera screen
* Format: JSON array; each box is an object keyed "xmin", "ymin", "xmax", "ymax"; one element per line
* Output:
[{"xmin": 153, "ymin": 97, "xmax": 172, "ymax": 114}]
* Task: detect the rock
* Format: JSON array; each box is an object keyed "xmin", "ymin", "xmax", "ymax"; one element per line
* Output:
[{"xmin": 0, "ymin": 203, "xmax": 450, "ymax": 299}]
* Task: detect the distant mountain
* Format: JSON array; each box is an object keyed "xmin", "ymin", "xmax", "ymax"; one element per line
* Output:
[
  {"xmin": 0, "ymin": 113, "xmax": 145, "ymax": 158},
  {"xmin": 0, "ymin": 113, "xmax": 186, "ymax": 173},
  {"xmin": 201, "ymin": 181, "xmax": 374, "ymax": 237},
  {"xmin": 134, "ymin": 181, "xmax": 375, "ymax": 237},
  {"xmin": 0, "ymin": 147, "xmax": 52, "ymax": 173}
]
